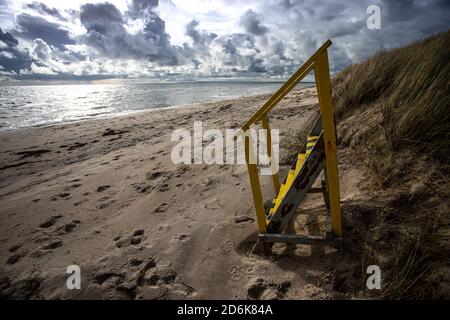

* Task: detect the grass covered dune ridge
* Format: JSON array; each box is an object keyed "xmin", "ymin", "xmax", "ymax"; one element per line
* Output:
[
  {"xmin": 332, "ymin": 30, "xmax": 450, "ymax": 164},
  {"xmin": 328, "ymin": 30, "xmax": 449, "ymax": 299}
]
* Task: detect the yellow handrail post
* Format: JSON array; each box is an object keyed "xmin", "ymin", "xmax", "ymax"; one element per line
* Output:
[
  {"xmin": 244, "ymin": 134, "xmax": 267, "ymax": 233},
  {"xmin": 261, "ymin": 114, "xmax": 281, "ymax": 195},
  {"xmin": 314, "ymin": 51, "xmax": 342, "ymax": 237}
]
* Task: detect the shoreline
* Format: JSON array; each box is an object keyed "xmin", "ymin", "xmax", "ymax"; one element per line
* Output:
[{"xmin": 0, "ymin": 86, "xmax": 292, "ymax": 134}]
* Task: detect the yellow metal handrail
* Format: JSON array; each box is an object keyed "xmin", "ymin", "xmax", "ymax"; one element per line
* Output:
[
  {"xmin": 239, "ymin": 40, "xmax": 332, "ymax": 132},
  {"xmin": 238, "ymin": 39, "xmax": 342, "ymax": 238}
]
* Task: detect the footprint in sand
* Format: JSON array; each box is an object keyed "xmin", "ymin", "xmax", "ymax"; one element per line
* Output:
[
  {"xmin": 9, "ymin": 243, "xmax": 22, "ymax": 253},
  {"xmin": 102, "ymin": 128, "xmax": 129, "ymax": 137},
  {"xmin": 6, "ymin": 252, "xmax": 26, "ymax": 265},
  {"xmin": 157, "ymin": 224, "xmax": 170, "ymax": 233},
  {"xmin": 39, "ymin": 215, "xmax": 62, "ymax": 228},
  {"xmin": 56, "ymin": 220, "xmax": 81, "ymax": 234},
  {"xmin": 97, "ymin": 201, "xmax": 113, "ymax": 209},
  {"xmin": 64, "ymin": 184, "xmax": 82, "ymax": 191},
  {"xmin": 246, "ymin": 278, "xmax": 291, "ymax": 300},
  {"xmin": 146, "ymin": 171, "xmax": 166, "ymax": 180},
  {"xmin": 113, "ymin": 230, "xmax": 146, "ymax": 248},
  {"xmin": 143, "ymin": 268, "xmax": 177, "ymax": 286},
  {"xmin": 40, "ymin": 240, "xmax": 63, "ymax": 250},
  {"xmin": 132, "ymin": 182, "xmax": 153, "ymax": 194},
  {"xmin": 89, "ymin": 252, "xmax": 194, "ymax": 299},
  {"xmin": 131, "ymin": 230, "xmax": 144, "ymax": 245},
  {"xmin": 96, "ymin": 185, "xmax": 110, "ymax": 192},
  {"xmin": 230, "ymin": 266, "xmax": 246, "ymax": 281},
  {"xmin": 153, "ymin": 203, "xmax": 168, "ymax": 214},
  {"xmin": 73, "ymin": 200, "xmax": 86, "ymax": 206},
  {"xmin": 15, "ymin": 149, "xmax": 50, "ymax": 159},
  {"xmin": 50, "ymin": 193, "xmax": 71, "ymax": 201},
  {"xmin": 97, "ymin": 196, "xmax": 115, "ymax": 209},
  {"xmin": 219, "ymin": 240, "xmax": 234, "ymax": 254},
  {"xmin": 169, "ymin": 234, "xmax": 190, "ymax": 244},
  {"xmin": 30, "ymin": 240, "xmax": 63, "ymax": 258},
  {"xmin": 66, "ymin": 142, "xmax": 87, "ymax": 151},
  {"xmin": 158, "ymin": 184, "xmax": 169, "ymax": 192},
  {"xmin": 233, "ymin": 216, "xmax": 255, "ymax": 224},
  {"xmin": 93, "ymin": 272, "xmax": 125, "ymax": 288}
]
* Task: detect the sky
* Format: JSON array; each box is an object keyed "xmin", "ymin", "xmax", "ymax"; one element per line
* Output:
[{"xmin": 0, "ymin": 0, "xmax": 449, "ymax": 81}]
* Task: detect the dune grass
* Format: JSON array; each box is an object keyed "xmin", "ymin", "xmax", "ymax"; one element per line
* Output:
[
  {"xmin": 331, "ymin": 30, "xmax": 450, "ymax": 299},
  {"xmin": 332, "ymin": 30, "xmax": 450, "ymax": 164},
  {"xmin": 281, "ymin": 31, "xmax": 449, "ymax": 298}
]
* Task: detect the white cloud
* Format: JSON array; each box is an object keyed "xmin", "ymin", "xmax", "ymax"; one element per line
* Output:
[
  {"xmin": 0, "ymin": 51, "xmax": 15, "ymax": 59},
  {"xmin": 30, "ymin": 62, "xmax": 56, "ymax": 74}
]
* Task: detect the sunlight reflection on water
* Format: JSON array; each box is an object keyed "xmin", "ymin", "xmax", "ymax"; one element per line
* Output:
[{"xmin": 0, "ymin": 82, "xmax": 293, "ymax": 131}]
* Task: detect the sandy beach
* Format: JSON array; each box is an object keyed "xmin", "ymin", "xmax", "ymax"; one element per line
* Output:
[{"xmin": 0, "ymin": 86, "xmax": 366, "ymax": 299}]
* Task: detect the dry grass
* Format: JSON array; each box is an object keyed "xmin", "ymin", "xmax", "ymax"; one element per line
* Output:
[
  {"xmin": 333, "ymin": 30, "xmax": 450, "ymax": 164},
  {"xmin": 331, "ymin": 30, "xmax": 450, "ymax": 299}
]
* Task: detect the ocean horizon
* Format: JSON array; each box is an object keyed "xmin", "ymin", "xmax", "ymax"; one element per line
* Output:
[{"xmin": 0, "ymin": 81, "xmax": 310, "ymax": 132}]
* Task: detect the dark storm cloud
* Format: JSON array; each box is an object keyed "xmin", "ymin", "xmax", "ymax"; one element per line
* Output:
[
  {"xmin": 15, "ymin": 13, "xmax": 75, "ymax": 49},
  {"xmin": 248, "ymin": 58, "xmax": 266, "ymax": 73},
  {"xmin": 186, "ymin": 20, "xmax": 217, "ymax": 47},
  {"xmin": 80, "ymin": 2, "xmax": 123, "ymax": 32},
  {"xmin": 327, "ymin": 19, "xmax": 365, "ymax": 38},
  {"xmin": 126, "ymin": 0, "xmax": 175, "ymax": 63},
  {"xmin": 185, "ymin": 19, "xmax": 217, "ymax": 63},
  {"xmin": 272, "ymin": 0, "xmax": 450, "ymax": 73},
  {"xmin": 339, "ymin": 0, "xmax": 450, "ymax": 63},
  {"xmin": 240, "ymin": 10, "xmax": 268, "ymax": 36},
  {"xmin": 0, "ymin": 28, "xmax": 31, "ymax": 73},
  {"xmin": 380, "ymin": 0, "xmax": 450, "ymax": 35},
  {"xmin": 26, "ymin": 2, "xmax": 66, "ymax": 21},
  {"xmin": 220, "ymin": 33, "xmax": 255, "ymax": 65},
  {"xmin": 0, "ymin": 27, "xmax": 17, "ymax": 46},
  {"xmin": 280, "ymin": 0, "xmax": 295, "ymax": 10},
  {"xmin": 313, "ymin": 2, "xmax": 347, "ymax": 20},
  {"xmin": 127, "ymin": 0, "xmax": 158, "ymax": 19},
  {"xmin": 381, "ymin": 0, "xmax": 417, "ymax": 23},
  {"xmin": 79, "ymin": 1, "xmax": 180, "ymax": 65}
]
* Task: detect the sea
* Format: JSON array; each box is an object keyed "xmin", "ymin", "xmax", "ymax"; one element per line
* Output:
[{"xmin": 0, "ymin": 81, "xmax": 303, "ymax": 132}]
